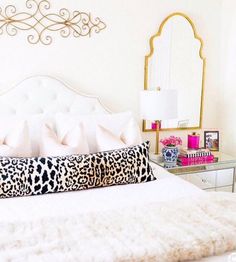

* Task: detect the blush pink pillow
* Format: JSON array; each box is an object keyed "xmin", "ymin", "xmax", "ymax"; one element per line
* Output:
[
  {"xmin": 0, "ymin": 121, "xmax": 31, "ymax": 157},
  {"xmin": 55, "ymin": 111, "xmax": 134, "ymax": 153},
  {"xmin": 96, "ymin": 118, "xmax": 142, "ymax": 152},
  {"xmin": 40, "ymin": 124, "xmax": 89, "ymax": 157},
  {"xmin": 120, "ymin": 118, "xmax": 143, "ymax": 146},
  {"xmin": 96, "ymin": 125, "xmax": 126, "ymax": 152}
]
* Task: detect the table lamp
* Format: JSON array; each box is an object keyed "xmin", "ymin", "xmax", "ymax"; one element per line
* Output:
[{"xmin": 140, "ymin": 89, "xmax": 178, "ymax": 154}]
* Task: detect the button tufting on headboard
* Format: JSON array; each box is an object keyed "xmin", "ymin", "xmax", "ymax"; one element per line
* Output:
[{"xmin": 0, "ymin": 75, "xmax": 111, "ymax": 115}]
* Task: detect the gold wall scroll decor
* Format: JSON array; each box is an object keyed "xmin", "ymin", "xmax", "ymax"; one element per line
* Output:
[{"xmin": 0, "ymin": 0, "xmax": 107, "ymax": 45}]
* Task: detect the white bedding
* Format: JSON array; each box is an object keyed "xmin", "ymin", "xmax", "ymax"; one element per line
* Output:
[
  {"xmin": 0, "ymin": 77, "xmax": 234, "ymax": 261},
  {"xmin": 0, "ymin": 163, "xmax": 235, "ymax": 262},
  {"xmin": 0, "ymin": 163, "xmax": 202, "ymax": 222}
]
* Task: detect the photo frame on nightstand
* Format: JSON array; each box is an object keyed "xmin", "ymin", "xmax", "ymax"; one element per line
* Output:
[{"xmin": 204, "ymin": 131, "xmax": 219, "ymax": 151}]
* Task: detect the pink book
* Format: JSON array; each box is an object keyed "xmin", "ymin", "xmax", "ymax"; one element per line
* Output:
[{"xmin": 178, "ymin": 155, "xmax": 214, "ymax": 166}]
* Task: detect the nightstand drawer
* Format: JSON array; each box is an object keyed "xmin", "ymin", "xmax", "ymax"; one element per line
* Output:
[
  {"xmin": 216, "ymin": 169, "xmax": 234, "ymax": 187},
  {"xmin": 188, "ymin": 171, "xmax": 216, "ymax": 189},
  {"xmin": 205, "ymin": 186, "xmax": 233, "ymax": 192},
  {"xmin": 216, "ymin": 186, "xmax": 233, "ymax": 192}
]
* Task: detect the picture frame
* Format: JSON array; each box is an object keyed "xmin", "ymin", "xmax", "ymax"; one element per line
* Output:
[{"xmin": 204, "ymin": 131, "xmax": 219, "ymax": 151}]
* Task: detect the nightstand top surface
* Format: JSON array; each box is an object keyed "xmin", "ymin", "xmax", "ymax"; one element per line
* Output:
[{"xmin": 150, "ymin": 152, "xmax": 236, "ymax": 175}]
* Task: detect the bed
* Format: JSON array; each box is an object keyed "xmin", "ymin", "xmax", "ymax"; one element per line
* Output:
[{"xmin": 0, "ymin": 76, "xmax": 235, "ymax": 262}]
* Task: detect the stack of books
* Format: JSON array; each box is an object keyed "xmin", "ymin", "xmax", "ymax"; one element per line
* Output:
[{"xmin": 178, "ymin": 148, "xmax": 214, "ymax": 166}]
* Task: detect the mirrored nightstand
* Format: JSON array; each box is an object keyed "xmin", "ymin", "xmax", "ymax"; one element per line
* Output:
[{"xmin": 150, "ymin": 152, "xmax": 236, "ymax": 192}]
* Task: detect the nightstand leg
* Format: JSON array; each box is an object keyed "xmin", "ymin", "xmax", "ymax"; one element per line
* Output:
[{"xmin": 233, "ymin": 167, "xmax": 236, "ymax": 193}]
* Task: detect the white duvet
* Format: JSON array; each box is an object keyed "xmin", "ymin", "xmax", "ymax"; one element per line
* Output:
[{"xmin": 0, "ymin": 164, "xmax": 235, "ymax": 262}]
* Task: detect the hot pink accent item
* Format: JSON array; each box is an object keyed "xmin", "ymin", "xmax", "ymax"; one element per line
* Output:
[
  {"xmin": 151, "ymin": 122, "xmax": 162, "ymax": 130},
  {"xmin": 178, "ymin": 155, "xmax": 214, "ymax": 166},
  {"xmin": 151, "ymin": 122, "xmax": 157, "ymax": 130},
  {"xmin": 188, "ymin": 134, "xmax": 200, "ymax": 149}
]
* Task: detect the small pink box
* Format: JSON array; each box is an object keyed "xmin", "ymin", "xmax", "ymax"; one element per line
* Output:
[
  {"xmin": 188, "ymin": 133, "xmax": 200, "ymax": 149},
  {"xmin": 151, "ymin": 122, "xmax": 157, "ymax": 130},
  {"xmin": 151, "ymin": 122, "xmax": 161, "ymax": 130}
]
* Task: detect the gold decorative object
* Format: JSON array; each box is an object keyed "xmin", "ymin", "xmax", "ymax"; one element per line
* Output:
[
  {"xmin": 143, "ymin": 12, "xmax": 205, "ymax": 132},
  {"xmin": 0, "ymin": 0, "xmax": 107, "ymax": 45}
]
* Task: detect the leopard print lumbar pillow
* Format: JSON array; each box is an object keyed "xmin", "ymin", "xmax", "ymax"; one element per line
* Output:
[{"xmin": 0, "ymin": 141, "xmax": 155, "ymax": 198}]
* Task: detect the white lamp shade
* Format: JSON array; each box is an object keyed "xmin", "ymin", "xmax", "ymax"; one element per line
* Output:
[{"xmin": 140, "ymin": 90, "xmax": 178, "ymax": 121}]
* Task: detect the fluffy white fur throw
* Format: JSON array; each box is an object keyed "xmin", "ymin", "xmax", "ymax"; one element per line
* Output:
[{"xmin": 0, "ymin": 192, "xmax": 236, "ymax": 262}]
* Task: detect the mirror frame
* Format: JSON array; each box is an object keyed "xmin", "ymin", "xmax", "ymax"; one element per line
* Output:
[{"xmin": 143, "ymin": 12, "xmax": 205, "ymax": 132}]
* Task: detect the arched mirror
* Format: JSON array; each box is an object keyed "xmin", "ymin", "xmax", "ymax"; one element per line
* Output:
[{"xmin": 143, "ymin": 13, "xmax": 205, "ymax": 132}]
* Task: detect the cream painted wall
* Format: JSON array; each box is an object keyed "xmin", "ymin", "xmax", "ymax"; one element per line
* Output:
[
  {"xmin": 219, "ymin": 0, "xmax": 236, "ymax": 156},
  {"xmin": 0, "ymin": 0, "xmax": 222, "ymax": 152}
]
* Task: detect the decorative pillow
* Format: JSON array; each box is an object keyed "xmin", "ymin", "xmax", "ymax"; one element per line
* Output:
[
  {"xmin": 40, "ymin": 123, "xmax": 89, "ymax": 157},
  {"xmin": 26, "ymin": 114, "xmax": 54, "ymax": 157},
  {"xmin": 96, "ymin": 118, "xmax": 142, "ymax": 152},
  {"xmin": 0, "ymin": 114, "xmax": 54, "ymax": 157},
  {"xmin": 55, "ymin": 111, "xmax": 141, "ymax": 153},
  {"xmin": 120, "ymin": 118, "xmax": 143, "ymax": 145},
  {"xmin": 96, "ymin": 125, "xmax": 126, "ymax": 151},
  {"xmin": 0, "ymin": 141, "xmax": 155, "ymax": 198},
  {"xmin": 0, "ymin": 121, "xmax": 31, "ymax": 157}
]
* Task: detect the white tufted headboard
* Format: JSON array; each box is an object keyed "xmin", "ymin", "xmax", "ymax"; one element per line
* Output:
[{"xmin": 0, "ymin": 76, "xmax": 110, "ymax": 115}]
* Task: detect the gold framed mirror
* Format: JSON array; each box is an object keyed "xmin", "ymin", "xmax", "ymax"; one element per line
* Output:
[{"xmin": 143, "ymin": 12, "xmax": 205, "ymax": 132}]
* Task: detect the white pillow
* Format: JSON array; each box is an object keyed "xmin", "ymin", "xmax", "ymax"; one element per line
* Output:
[
  {"xmin": 55, "ymin": 111, "xmax": 137, "ymax": 153},
  {"xmin": 96, "ymin": 125, "xmax": 126, "ymax": 152},
  {"xmin": 40, "ymin": 123, "xmax": 89, "ymax": 157},
  {"xmin": 0, "ymin": 121, "xmax": 31, "ymax": 157},
  {"xmin": 120, "ymin": 118, "xmax": 143, "ymax": 146},
  {"xmin": 0, "ymin": 114, "xmax": 54, "ymax": 157},
  {"xmin": 96, "ymin": 118, "xmax": 143, "ymax": 152},
  {"xmin": 25, "ymin": 114, "xmax": 54, "ymax": 156},
  {"xmin": 55, "ymin": 112, "xmax": 142, "ymax": 153}
]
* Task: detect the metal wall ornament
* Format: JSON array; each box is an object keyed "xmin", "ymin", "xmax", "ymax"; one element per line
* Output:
[{"xmin": 0, "ymin": 0, "xmax": 107, "ymax": 45}]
